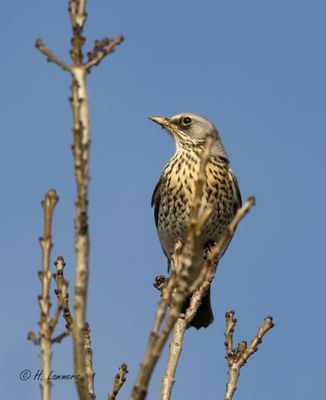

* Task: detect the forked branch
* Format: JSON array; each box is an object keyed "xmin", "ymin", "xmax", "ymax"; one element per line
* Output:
[
  {"xmin": 85, "ymin": 35, "xmax": 124, "ymax": 70},
  {"xmin": 35, "ymin": 2, "xmax": 123, "ymax": 399},
  {"xmin": 223, "ymin": 311, "xmax": 274, "ymax": 400},
  {"xmin": 160, "ymin": 197, "xmax": 255, "ymax": 400}
]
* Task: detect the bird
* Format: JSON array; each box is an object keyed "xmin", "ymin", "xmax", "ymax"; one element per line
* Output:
[{"xmin": 150, "ymin": 112, "xmax": 242, "ymax": 329}]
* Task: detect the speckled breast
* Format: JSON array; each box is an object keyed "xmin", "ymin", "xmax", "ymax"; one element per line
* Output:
[{"xmin": 157, "ymin": 151, "xmax": 238, "ymax": 260}]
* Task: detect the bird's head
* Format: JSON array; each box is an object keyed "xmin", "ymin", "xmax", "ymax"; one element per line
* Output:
[{"xmin": 149, "ymin": 112, "xmax": 228, "ymax": 159}]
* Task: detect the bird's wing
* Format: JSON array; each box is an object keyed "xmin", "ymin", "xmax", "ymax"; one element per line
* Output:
[
  {"xmin": 229, "ymin": 169, "xmax": 242, "ymax": 213},
  {"xmin": 151, "ymin": 176, "xmax": 171, "ymax": 270},
  {"xmin": 151, "ymin": 176, "xmax": 163, "ymax": 228},
  {"xmin": 210, "ymin": 168, "xmax": 242, "ymax": 262}
]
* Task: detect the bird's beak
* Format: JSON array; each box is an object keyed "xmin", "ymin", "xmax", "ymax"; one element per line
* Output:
[{"xmin": 148, "ymin": 116, "xmax": 171, "ymax": 128}]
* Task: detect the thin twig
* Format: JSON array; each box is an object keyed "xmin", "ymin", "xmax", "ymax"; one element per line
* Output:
[
  {"xmin": 51, "ymin": 257, "xmax": 67, "ymax": 331},
  {"xmin": 85, "ymin": 35, "xmax": 124, "ymax": 71},
  {"xmin": 27, "ymin": 331, "xmax": 40, "ymax": 345},
  {"xmin": 38, "ymin": 190, "xmax": 59, "ymax": 400},
  {"xmin": 108, "ymin": 364, "xmax": 129, "ymax": 400},
  {"xmin": 160, "ymin": 270, "xmax": 214, "ymax": 400},
  {"xmin": 35, "ymin": 39, "xmax": 71, "ymax": 71},
  {"xmin": 51, "ymin": 330, "xmax": 70, "ymax": 344},
  {"xmin": 224, "ymin": 311, "xmax": 236, "ymax": 363},
  {"xmin": 204, "ymin": 197, "xmax": 255, "ymax": 270},
  {"xmin": 52, "ymin": 256, "xmax": 74, "ymax": 331},
  {"xmin": 223, "ymin": 312, "xmax": 274, "ymax": 400},
  {"xmin": 84, "ymin": 323, "xmax": 96, "ymax": 400}
]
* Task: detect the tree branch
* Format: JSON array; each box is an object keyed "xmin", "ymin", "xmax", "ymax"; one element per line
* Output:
[
  {"xmin": 84, "ymin": 323, "xmax": 96, "ymax": 400},
  {"xmin": 68, "ymin": 1, "xmax": 92, "ymax": 398},
  {"xmin": 108, "ymin": 363, "xmax": 129, "ymax": 400},
  {"xmin": 159, "ymin": 196, "xmax": 255, "ymax": 400},
  {"xmin": 35, "ymin": 39, "xmax": 71, "ymax": 71},
  {"xmin": 51, "ymin": 330, "xmax": 70, "ymax": 344},
  {"xmin": 223, "ymin": 312, "xmax": 274, "ymax": 400},
  {"xmin": 34, "ymin": 190, "xmax": 59, "ymax": 400},
  {"xmin": 160, "ymin": 270, "xmax": 214, "ymax": 400},
  {"xmin": 27, "ymin": 331, "xmax": 40, "ymax": 345},
  {"xmin": 51, "ymin": 256, "xmax": 74, "ymax": 332},
  {"xmin": 85, "ymin": 35, "xmax": 124, "ymax": 71}
]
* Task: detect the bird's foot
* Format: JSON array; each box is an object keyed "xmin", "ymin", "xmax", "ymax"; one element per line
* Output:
[
  {"xmin": 154, "ymin": 275, "xmax": 168, "ymax": 293},
  {"xmin": 204, "ymin": 241, "xmax": 217, "ymax": 259}
]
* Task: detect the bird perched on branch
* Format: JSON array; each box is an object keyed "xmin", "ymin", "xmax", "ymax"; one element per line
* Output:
[{"xmin": 150, "ymin": 113, "xmax": 242, "ymax": 329}]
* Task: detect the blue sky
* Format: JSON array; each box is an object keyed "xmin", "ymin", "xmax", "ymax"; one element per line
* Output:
[{"xmin": 1, "ymin": 1, "xmax": 326, "ymax": 399}]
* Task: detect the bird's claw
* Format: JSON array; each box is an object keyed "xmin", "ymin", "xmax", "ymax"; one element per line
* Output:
[{"xmin": 204, "ymin": 241, "xmax": 217, "ymax": 259}]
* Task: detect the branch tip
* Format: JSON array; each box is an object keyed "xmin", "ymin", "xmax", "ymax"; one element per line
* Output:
[
  {"xmin": 247, "ymin": 196, "xmax": 256, "ymax": 206},
  {"xmin": 42, "ymin": 189, "xmax": 59, "ymax": 212},
  {"xmin": 54, "ymin": 255, "xmax": 66, "ymax": 267},
  {"xmin": 27, "ymin": 331, "xmax": 40, "ymax": 345},
  {"xmin": 35, "ymin": 39, "xmax": 70, "ymax": 71},
  {"xmin": 85, "ymin": 34, "xmax": 124, "ymax": 71},
  {"xmin": 108, "ymin": 363, "xmax": 129, "ymax": 400}
]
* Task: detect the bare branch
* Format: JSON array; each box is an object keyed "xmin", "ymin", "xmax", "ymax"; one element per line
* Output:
[
  {"xmin": 67, "ymin": 55, "xmax": 99, "ymax": 400},
  {"xmin": 51, "ymin": 330, "xmax": 70, "ymax": 344},
  {"xmin": 27, "ymin": 331, "xmax": 40, "ymax": 345},
  {"xmin": 204, "ymin": 197, "xmax": 255, "ymax": 271},
  {"xmin": 223, "ymin": 312, "xmax": 274, "ymax": 400},
  {"xmin": 70, "ymin": 68, "xmax": 91, "ymax": 400},
  {"xmin": 51, "ymin": 256, "xmax": 67, "ymax": 331},
  {"xmin": 160, "ymin": 197, "xmax": 255, "ymax": 400},
  {"xmin": 69, "ymin": 0, "xmax": 87, "ymax": 65},
  {"xmin": 35, "ymin": 39, "xmax": 70, "ymax": 71},
  {"xmin": 130, "ymin": 246, "xmax": 191, "ymax": 399},
  {"xmin": 68, "ymin": 1, "xmax": 92, "ymax": 397},
  {"xmin": 84, "ymin": 323, "xmax": 96, "ymax": 400},
  {"xmin": 224, "ymin": 311, "xmax": 236, "ymax": 365},
  {"xmin": 108, "ymin": 363, "xmax": 129, "ymax": 400},
  {"xmin": 85, "ymin": 35, "xmax": 124, "ymax": 71},
  {"xmin": 52, "ymin": 256, "xmax": 94, "ymax": 398},
  {"xmin": 161, "ymin": 270, "xmax": 214, "ymax": 400},
  {"xmin": 37, "ymin": 189, "xmax": 59, "ymax": 400},
  {"xmin": 52, "ymin": 256, "xmax": 74, "ymax": 331}
]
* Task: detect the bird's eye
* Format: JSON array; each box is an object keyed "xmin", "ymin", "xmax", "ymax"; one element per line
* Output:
[{"xmin": 182, "ymin": 116, "xmax": 192, "ymax": 125}]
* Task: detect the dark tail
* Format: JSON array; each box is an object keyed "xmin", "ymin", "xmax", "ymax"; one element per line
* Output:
[{"xmin": 183, "ymin": 287, "xmax": 214, "ymax": 329}]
